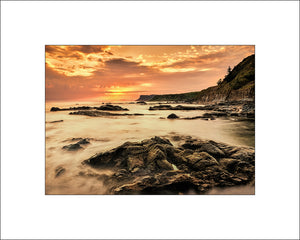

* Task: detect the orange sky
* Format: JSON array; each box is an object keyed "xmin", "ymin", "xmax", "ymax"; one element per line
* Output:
[{"xmin": 45, "ymin": 45, "xmax": 254, "ymax": 102}]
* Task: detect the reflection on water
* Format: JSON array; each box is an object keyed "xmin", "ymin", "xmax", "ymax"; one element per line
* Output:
[{"xmin": 45, "ymin": 101, "xmax": 255, "ymax": 194}]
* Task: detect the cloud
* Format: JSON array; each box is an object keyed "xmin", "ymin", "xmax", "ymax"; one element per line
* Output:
[
  {"xmin": 45, "ymin": 45, "xmax": 111, "ymax": 55},
  {"xmin": 45, "ymin": 45, "xmax": 255, "ymax": 101}
]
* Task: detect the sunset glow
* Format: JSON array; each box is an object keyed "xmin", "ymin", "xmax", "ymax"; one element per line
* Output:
[{"xmin": 45, "ymin": 45, "xmax": 254, "ymax": 102}]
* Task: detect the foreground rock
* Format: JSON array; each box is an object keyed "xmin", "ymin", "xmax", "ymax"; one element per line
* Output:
[
  {"xmin": 82, "ymin": 136, "xmax": 255, "ymax": 194},
  {"xmin": 69, "ymin": 111, "xmax": 144, "ymax": 117}
]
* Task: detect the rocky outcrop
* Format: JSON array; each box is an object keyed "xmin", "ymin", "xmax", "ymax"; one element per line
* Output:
[
  {"xmin": 69, "ymin": 111, "xmax": 144, "ymax": 117},
  {"xmin": 136, "ymin": 94, "xmax": 157, "ymax": 101},
  {"xmin": 136, "ymin": 101, "xmax": 147, "ymax": 105},
  {"xmin": 149, "ymin": 105, "xmax": 214, "ymax": 111},
  {"xmin": 50, "ymin": 104, "xmax": 128, "ymax": 112},
  {"xmin": 153, "ymin": 101, "xmax": 254, "ymax": 120},
  {"xmin": 55, "ymin": 166, "xmax": 66, "ymax": 177},
  {"xmin": 62, "ymin": 138, "xmax": 90, "ymax": 151},
  {"xmin": 167, "ymin": 113, "xmax": 179, "ymax": 119},
  {"xmin": 50, "ymin": 106, "xmax": 92, "ymax": 111},
  {"xmin": 48, "ymin": 120, "xmax": 64, "ymax": 123},
  {"xmin": 95, "ymin": 104, "xmax": 128, "ymax": 111},
  {"xmin": 82, "ymin": 136, "xmax": 255, "ymax": 194}
]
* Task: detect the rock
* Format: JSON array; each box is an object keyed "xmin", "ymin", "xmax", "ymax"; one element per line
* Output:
[
  {"xmin": 80, "ymin": 136, "xmax": 254, "ymax": 194},
  {"xmin": 55, "ymin": 166, "xmax": 65, "ymax": 177},
  {"xmin": 62, "ymin": 143, "xmax": 83, "ymax": 151},
  {"xmin": 51, "ymin": 106, "xmax": 91, "ymax": 111},
  {"xmin": 77, "ymin": 138, "xmax": 90, "ymax": 145},
  {"xmin": 230, "ymin": 148, "xmax": 255, "ymax": 163},
  {"xmin": 136, "ymin": 101, "xmax": 147, "ymax": 105},
  {"xmin": 182, "ymin": 140, "xmax": 225, "ymax": 158},
  {"xmin": 219, "ymin": 158, "xmax": 240, "ymax": 173},
  {"xmin": 95, "ymin": 104, "xmax": 128, "ymax": 111},
  {"xmin": 49, "ymin": 120, "xmax": 63, "ymax": 123},
  {"xmin": 62, "ymin": 138, "xmax": 91, "ymax": 151},
  {"xmin": 69, "ymin": 111, "xmax": 144, "ymax": 117},
  {"xmin": 127, "ymin": 156, "xmax": 144, "ymax": 171},
  {"xmin": 149, "ymin": 105, "xmax": 208, "ymax": 111},
  {"xmin": 157, "ymin": 159, "xmax": 174, "ymax": 170},
  {"xmin": 167, "ymin": 113, "xmax": 179, "ymax": 119},
  {"xmin": 186, "ymin": 152, "xmax": 219, "ymax": 170},
  {"xmin": 50, "ymin": 107, "xmax": 61, "ymax": 111}
]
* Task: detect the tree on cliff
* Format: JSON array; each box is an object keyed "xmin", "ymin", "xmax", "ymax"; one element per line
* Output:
[{"xmin": 227, "ymin": 66, "xmax": 232, "ymax": 74}]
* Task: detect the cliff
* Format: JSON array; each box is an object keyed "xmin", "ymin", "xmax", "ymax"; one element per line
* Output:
[{"xmin": 137, "ymin": 54, "xmax": 255, "ymax": 103}]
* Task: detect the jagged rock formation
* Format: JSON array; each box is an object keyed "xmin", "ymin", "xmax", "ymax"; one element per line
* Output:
[{"xmin": 82, "ymin": 136, "xmax": 255, "ymax": 194}]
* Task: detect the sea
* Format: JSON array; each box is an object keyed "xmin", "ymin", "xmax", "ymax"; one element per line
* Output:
[{"xmin": 45, "ymin": 101, "xmax": 255, "ymax": 194}]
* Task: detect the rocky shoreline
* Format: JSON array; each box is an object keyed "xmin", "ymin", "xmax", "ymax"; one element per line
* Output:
[
  {"xmin": 80, "ymin": 136, "xmax": 254, "ymax": 195},
  {"xmin": 69, "ymin": 111, "xmax": 145, "ymax": 117},
  {"xmin": 50, "ymin": 104, "xmax": 129, "ymax": 112},
  {"xmin": 154, "ymin": 101, "xmax": 255, "ymax": 120}
]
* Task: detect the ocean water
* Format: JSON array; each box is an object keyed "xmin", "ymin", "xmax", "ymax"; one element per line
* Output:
[{"xmin": 45, "ymin": 101, "xmax": 255, "ymax": 194}]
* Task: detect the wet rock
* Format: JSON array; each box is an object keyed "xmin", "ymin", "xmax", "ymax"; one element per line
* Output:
[
  {"xmin": 62, "ymin": 138, "xmax": 90, "ymax": 151},
  {"xmin": 230, "ymin": 148, "xmax": 255, "ymax": 164},
  {"xmin": 77, "ymin": 138, "xmax": 90, "ymax": 145},
  {"xmin": 49, "ymin": 120, "xmax": 64, "ymax": 123},
  {"xmin": 95, "ymin": 104, "xmax": 128, "ymax": 111},
  {"xmin": 62, "ymin": 143, "xmax": 82, "ymax": 151},
  {"xmin": 149, "ymin": 105, "xmax": 211, "ymax": 111},
  {"xmin": 69, "ymin": 111, "xmax": 144, "ymax": 117},
  {"xmin": 55, "ymin": 166, "xmax": 65, "ymax": 177},
  {"xmin": 167, "ymin": 113, "xmax": 179, "ymax": 119},
  {"xmin": 157, "ymin": 159, "xmax": 174, "ymax": 170},
  {"xmin": 82, "ymin": 136, "xmax": 255, "ymax": 194},
  {"xmin": 186, "ymin": 152, "xmax": 219, "ymax": 170},
  {"xmin": 50, "ymin": 107, "xmax": 60, "ymax": 111},
  {"xmin": 182, "ymin": 140, "xmax": 225, "ymax": 158},
  {"xmin": 127, "ymin": 155, "xmax": 144, "ymax": 171},
  {"xmin": 50, "ymin": 106, "xmax": 91, "ymax": 111},
  {"xmin": 136, "ymin": 101, "xmax": 147, "ymax": 105}
]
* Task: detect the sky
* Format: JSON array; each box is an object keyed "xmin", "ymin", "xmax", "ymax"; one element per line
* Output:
[{"xmin": 45, "ymin": 45, "xmax": 254, "ymax": 102}]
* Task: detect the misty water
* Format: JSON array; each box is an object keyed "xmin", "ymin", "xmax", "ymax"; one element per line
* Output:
[{"xmin": 45, "ymin": 101, "xmax": 254, "ymax": 194}]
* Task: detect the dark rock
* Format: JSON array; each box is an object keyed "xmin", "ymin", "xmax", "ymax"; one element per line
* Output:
[
  {"xmin": 82, "ymin": 136, "xmax": 255, "ymax": 194},
  {"xmin": 167, "ymin": 113, "xmax": 179, "ymax": 119},
  {"xmin": 49, "ymin": 120, "xmax": 64, "ymax": 123},
  {"xmin": 51, "ymin": 106, "xmax": 91, "ymax": 111},
  {"xmin": 69, "ymin": 111, "xmax": 144, "ymax": 117},
  {"xmin": 186, "ymin": 152, "xmax": 219, "ymax": 170},
  {"xmin": 55, "ymin": 166, "xmax": 65, "ymax": 177},
  {"xmin": 182, "ymin": 140, "xmax": 225, "ymax": 158},
  {"xmin": 77, "ymin": 138, "xmax": 90, "ymax": 145},
  {"xmin": 149, "ymin": 105, "xmax": 210, "ymax": 111},
  {"xmin": 62, "ymin": 143, "xmax": 82, "ymax": 151},
  {"xmin": 95, "ymin": 104, "xmax": 128, "ymax": 111},
  {"xmin": 50, "ymin": 107, "xmax": 61, "ymax": 111},
  {"xmin": 137, "ymin": 101, "xmax": 147, "ymax": 105}
]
